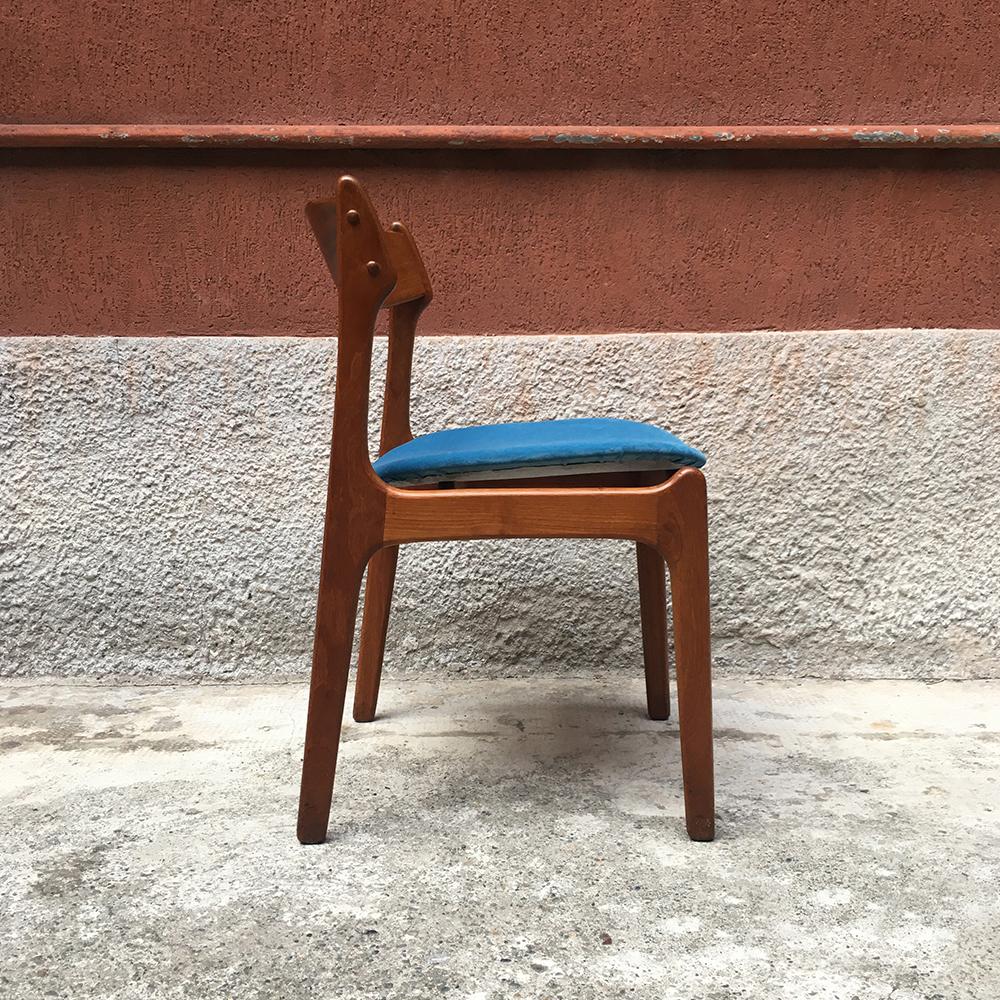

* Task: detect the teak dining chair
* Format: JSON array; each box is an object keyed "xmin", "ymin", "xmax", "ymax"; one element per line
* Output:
[{"xmin": 297, "ymin": 176, "xmax": 715, "ymax": 844}]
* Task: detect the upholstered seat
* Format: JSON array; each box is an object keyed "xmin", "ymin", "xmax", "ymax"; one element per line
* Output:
[{"xmin": 373, "ymin": 416, "xmax": 706, "ymax": 485}]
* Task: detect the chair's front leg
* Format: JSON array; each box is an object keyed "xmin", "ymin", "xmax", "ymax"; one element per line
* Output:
[
  {"xmin": 297, "ymin": 535, "xmax": 369, "ymax": 845},
  {"xmin": 660, "ymin": 471, "xmax": 715, "ymax": 841},
  {"xmin": 353, "ymin": 544, "xmax": 399, "ymax": 722}
]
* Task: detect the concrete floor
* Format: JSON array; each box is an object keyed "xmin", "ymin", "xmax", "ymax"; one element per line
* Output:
[{"xmin": 1, "ymin": 677, "xmax": 998, "ymax": 1000}]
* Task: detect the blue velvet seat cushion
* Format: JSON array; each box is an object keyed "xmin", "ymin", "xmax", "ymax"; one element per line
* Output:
[{"xmin": 372, "ymin": 417, "xmax": 706, "ymax": 485}]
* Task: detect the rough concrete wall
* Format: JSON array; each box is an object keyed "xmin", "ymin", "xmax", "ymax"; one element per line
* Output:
[
  {"xmin": 1, "ymin": 330, "xmax": 997, "ymax": 681},
  {"xmin": 4, "ymin": 149, "xmax": 1000, "ymax": 336}
]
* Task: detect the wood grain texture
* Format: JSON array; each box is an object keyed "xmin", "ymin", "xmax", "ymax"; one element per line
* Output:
[
  {"xmin": 297, "ymin": 179, "xmax": 395, "ymax": 844},
  {"xmin": 297, "ymin": 176, "xmax": 715, "ymax": 844},
  {"xmin": 663, "ymin": 469, "xmax": 714, "ymax": 841},
  {"xmin": 637, "ymin": 541, "xmax": 671, "ymax": 722},
  {"xmin": 352, "ymin": 545, "xmax": 398, "ymax": 724},
  {"xmin": 382, "ymin": 484, "xmax": 663, "ymax": 547}
]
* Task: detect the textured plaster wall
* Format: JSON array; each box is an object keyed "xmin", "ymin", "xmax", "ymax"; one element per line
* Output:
[
  {"xmin": 5, "ymin": 149, "xmax": 1000, "ymax": 337},
  {"xmin": 6, "ymin": 0, "xmax": 1000, "ymax": 123},
  {"xmin": 1, "ymin": 330, "xmax": 997, "ymax": 681}
]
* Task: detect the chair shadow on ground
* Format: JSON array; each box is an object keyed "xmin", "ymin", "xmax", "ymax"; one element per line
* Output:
[{"xmin": 336, "ymin": 682, "xmax": 699, "ymax": 833}]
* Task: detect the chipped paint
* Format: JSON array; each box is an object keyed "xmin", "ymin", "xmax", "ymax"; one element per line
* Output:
[
  {"xmin": 852, "ymin": 130, "xmax": 920, "ymax": 144},
  {"xmin": 552, "ymin": 133, "xmax": 605, "ymax": 144},
  {"xmin": 4, "ymin": 123, "xmax": 1000, "ymax": 150}
]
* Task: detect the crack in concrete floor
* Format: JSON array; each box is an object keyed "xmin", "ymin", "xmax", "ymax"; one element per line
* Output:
[{"xmin": 1, "ymin": 677, "xmax": 998, "ymax": 1000}]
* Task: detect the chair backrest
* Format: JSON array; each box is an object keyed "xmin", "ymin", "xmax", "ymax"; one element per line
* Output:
[
  {"xmin": 306, "ymin": 176, "xmax": 433, "ymax": 479},
  {"xmin": 306, "ymin": 184, "xmax": 433, "ymax": 308}
]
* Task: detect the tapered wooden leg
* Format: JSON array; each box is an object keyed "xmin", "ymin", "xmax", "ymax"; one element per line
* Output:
[
  {"xmin": 662, "ymin": 474, "xmax": 715, "ymax": 841},
  {"xmin": 353, "ymin": 545, "xmax": 399, "ymax": 722},
  {"xmin": 636, "ymin": 542, "xmax": 670, "ymax": 720},
  {"xmin": 297, "ymin": 542, "xmax": 367, "ymax": 845}
]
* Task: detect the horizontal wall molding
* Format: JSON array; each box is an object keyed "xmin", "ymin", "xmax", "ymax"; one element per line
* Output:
[{"xmin": 3, "ymin": 123, "xmax": 1000, "ymax": 150}]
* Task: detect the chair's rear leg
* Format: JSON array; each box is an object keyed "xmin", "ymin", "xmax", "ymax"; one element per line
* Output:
[
  {"xmin": 353, "ymin": 545, "xmax": 399, "ymax": 722},
  {"xmin": 662, "ymin": 474, "xmax": 715, "ymax": 842},
  {"xmin": 636, "ymin": 542, "xmax": 670, "ymax": 720},
  {"xmin": 297, "ymin": 543, "xmax": 367, "ymax": 845}
]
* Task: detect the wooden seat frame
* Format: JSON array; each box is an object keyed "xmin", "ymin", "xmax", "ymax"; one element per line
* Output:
[{"xmin": 297, "ymin": 176, "xmax": 714, "ymax": 843}]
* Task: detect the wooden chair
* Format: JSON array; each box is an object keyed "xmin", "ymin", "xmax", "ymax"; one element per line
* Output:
[{"xmin": 297, "ymin": 175, "xmax": 715, "ymax": 844}]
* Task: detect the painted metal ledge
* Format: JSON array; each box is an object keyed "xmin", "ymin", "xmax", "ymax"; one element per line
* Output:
[{"xmin": 3, "ymin": 123, "xmax": 1000, "ymax": 150}]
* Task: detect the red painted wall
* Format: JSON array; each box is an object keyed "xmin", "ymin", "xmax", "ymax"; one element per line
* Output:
[
  {"xmin": 5, "ymin": 0, "xmax": 1000, "ymax": 124},
  {"xmin": 3, "ymin": 2, "xmax": 999, "ymax": 336}
]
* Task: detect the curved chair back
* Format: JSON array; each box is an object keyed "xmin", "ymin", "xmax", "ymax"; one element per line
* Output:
[
  {"xmin": 305, "ymin": 176, "xmax": 433, "ymax": 475},
  {"xmin": 306, "ymin": 186, "xmax": 432, "ymax": 308}
]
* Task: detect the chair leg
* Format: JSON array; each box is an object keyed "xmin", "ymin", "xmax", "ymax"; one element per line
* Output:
[
  {"xmin": 662, "ymin": 474, "xmax": 715, "ymax": 842},
  {"xmin": 636, "ymin": 542, "xmax": 670, "ymax": 721},
  {"xmin": 353, "ymin": 545, "xmax": 399, "ymax": 722},
  {"xmin": 297, "ymin": 541, "xmax": 367, "ymax": 845}
]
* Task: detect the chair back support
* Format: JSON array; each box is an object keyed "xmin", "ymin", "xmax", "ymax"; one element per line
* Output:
[{"xmin": 306, "ymin": 176, "xmax": 433, "ymax": 477}]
